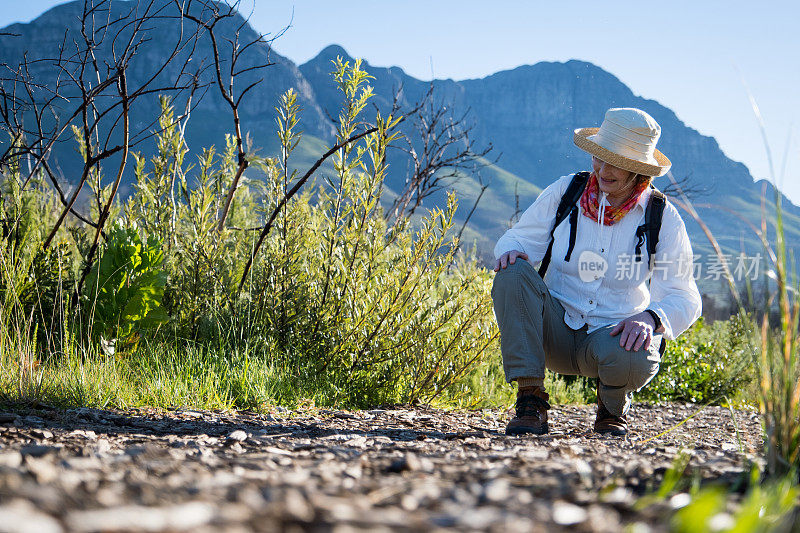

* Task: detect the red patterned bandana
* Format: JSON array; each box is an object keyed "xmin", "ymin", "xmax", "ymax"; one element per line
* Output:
[{"xmin": 579, "ymin": 172, "xmax": 649, "ymax": 226}]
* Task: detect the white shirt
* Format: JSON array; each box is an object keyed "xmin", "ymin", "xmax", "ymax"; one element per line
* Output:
[{"xmin": 494, "ymin": 174, "xmax": 702, "ymax": 340}]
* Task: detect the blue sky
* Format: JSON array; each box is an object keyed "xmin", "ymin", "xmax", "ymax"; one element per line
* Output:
[{"xmin": 4, "ymin": 0, "xmax": 800, "ymax": 204}]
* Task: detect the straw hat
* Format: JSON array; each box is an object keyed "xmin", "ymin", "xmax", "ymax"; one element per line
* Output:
[{"xmin": 573, "ymin": 108, "xmax": 671, "ymax": 177}]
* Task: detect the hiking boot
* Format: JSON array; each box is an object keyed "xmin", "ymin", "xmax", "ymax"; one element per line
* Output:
[
  {"xmin": 594, "ymin": 389, "xmax": 627, "ymax": 436},
  {"xmin": 506, "ymin": 386, "xmax": 550, "ymax": 435}
]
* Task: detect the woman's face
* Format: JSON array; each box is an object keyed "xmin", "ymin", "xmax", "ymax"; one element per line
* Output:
[{"xmin": 592, "ymin": 156, "xmax": 636, "ymax": 200}]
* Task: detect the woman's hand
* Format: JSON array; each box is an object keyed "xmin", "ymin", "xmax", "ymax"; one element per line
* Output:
[
  {"xmin": 494, "ymin": 250, "xmax": 529, "ymax": 272},
  {"xmin": 610, "ymin": 312, "xmax": 657, "ymax": 351}
]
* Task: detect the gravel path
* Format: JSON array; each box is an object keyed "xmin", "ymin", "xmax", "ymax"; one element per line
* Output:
[{"xmin": 0, "ymin": 402, "xmax": 762, "ymax": 532}]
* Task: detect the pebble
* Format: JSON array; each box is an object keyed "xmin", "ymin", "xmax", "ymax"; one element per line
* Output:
[
  {"xmin": 386, "ymin": 452, "xmax": 432, "ymax": 473},
  {"xmin": 482, "ymin": 478, "xmax": 511, "ymax": 502},
  {"xmin": 66, "ymin": 502, "xmax": 215, "ymax": 532},
  {"xmin": 552, "ymin": 500, "xmax": 588, "ymax": 525},
  {"xmin": 32, "ymin": 429, "xmax": 55, "ymax": 440},
  {"xmin": 20, "ymin": 444, "xmax": 59, "ymax": 458},
  {"xmin": 227, "ymin": 430, "xmax": 248, "ymax": 443},
  {"xmin": 25, "ymin": 457, "xmax": 60, "ymax": 483},
  {"xmin": 0, "ymin": 500, "xmax": 63, "ymax": 533},
  {"xmin": 0, "ymin": 451, "xmax": 22, "ymax": 468}
]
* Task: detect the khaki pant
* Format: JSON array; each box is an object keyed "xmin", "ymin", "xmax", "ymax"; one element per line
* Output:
[{"xmin": 491, "ymin": 261, "xmax": 662, "ymax": 416}]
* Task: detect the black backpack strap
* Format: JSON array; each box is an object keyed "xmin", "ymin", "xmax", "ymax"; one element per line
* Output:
[
  {"xmin": 564, "ymin": 206, "xmax": 579, "ymax": 262},
  {"xmin": 538, "ymin": 172, "xmax": 590, "ymax": 277},
  {"xmin": 634, "ymin": 186, "xmax": 666, "ymax": 269}
]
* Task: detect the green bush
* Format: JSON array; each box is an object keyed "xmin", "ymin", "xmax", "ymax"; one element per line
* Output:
[
  {"xmin": 220, "ymin": 60, "xmax": 499, "ymax": 407},
  {"xmin": 82, "ymin": 221, "xmax": 168, "ymax": 352},
  {"xmin": 639, "ymin": 313, "xmax": 757, "ymax": 404},
  {"xmin": 0, "ymin": 59, "xmax": 500, "ymax": 409}
]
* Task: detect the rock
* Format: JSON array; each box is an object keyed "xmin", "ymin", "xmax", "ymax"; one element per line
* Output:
[
  {"xmin": 69, "ymin": 430, "xmax": 97, "ymax": 440},
  {"xmin": 24, "ymin": 457, "xmax": 59, "ymax": 483},
  {"xmin": 482, "ymin": 478, "xmax": 511, "ymax": 503},
  {"xmin": 0, "ymin": 500, "xmax": 62, "ymax": 533},
  {"xmin": 22, "ymin": 416, "xmax": 45, "ymax": 426},
  {"xmin": 124, "ymin": 445, "xmax": 161, "ymax": 458},
  {"xmin": 32, "ymin": 429, "xmax": 54, "ymax": 440},
  {"xmin": 573, "ymin": 458, "xmax": 593, "ymax": 484},
  {"xmin": 228, "ymin": 442, "xmax": 245, "ymax": 454},
  {"xmin": 601, "ymin": 486, "xmax": 635, "ymax": 506},
  {"xmin": 400, "ymin": 494, "xmax": 419, "ymax": 511},
  {"xmin": 669, "ymin": 493, "xmax": 691, "ymax": 509},
  {"xmin": 708, "ymin": 512, "xmax": 735, "ymax": 531},
  {"xmin": 263, "ymin": 446, "xmax": 292, "ymax": 456},
  {"xmin": 0, "ymin": 451, "xmax": 22, "ymax": 468},
  {"xmin": 66, "ymin": 502, "xmax": 215, "ymax": 532},
  {"xmin": 20, "ymin": 445, "xmax": 59, "ymax": 458},
  {"xmin": 283, "ymin": 489, "xmax": 314, "ymax": 522},
  {"xmin": 345, "ymin": 436, "xmax": 367, "ymax": 448},
  {"xmin": 552, "ymin": 501, "xmax": 588, "ymax": 525},
  {"xmin": 92, "ymin": 439, "xmax": 112, "ymax": 455},
  {"xmin": 0, "ymin": 413, "xmax": 19, "ymax": 424},
  {"xmin": 62, "ymin": 457, "xmax": 101, "ymax": 470},
  {"xmin": 386, "ymin": 452, "xmax": 431, "ymax": 473},
  {"xmin": 227, "ymin": 430, "xmax": 248, "ymax": 443}
]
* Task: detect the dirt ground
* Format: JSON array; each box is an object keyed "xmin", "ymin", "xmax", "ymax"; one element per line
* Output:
[{"xmin": 0, "ymin": 402, "xmax": 764, "ymax": 532}]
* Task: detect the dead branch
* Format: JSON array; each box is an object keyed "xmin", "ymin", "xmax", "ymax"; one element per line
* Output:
[
  {"xmin": 0, "ymin": 0, "xmax": 206, "ymax": 257},
  {"xmin": 173, "ymin": 0, "xmax": 282, "ymax": 232},
  {"xmin": 387, "ymin": 82, "xmax": 495, "ymax": 226}
]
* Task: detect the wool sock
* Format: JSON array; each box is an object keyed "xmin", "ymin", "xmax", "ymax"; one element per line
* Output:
[{"xmin": 516, "ymin": 377, "xmax": 544, "ymax": 390}]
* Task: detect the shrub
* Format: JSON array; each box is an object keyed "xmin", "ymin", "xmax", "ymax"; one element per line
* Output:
[
  {"xmin": 82, "ymin": 221, "xmax": 168, "ymax": 353},
  {"xmin": 639, "ymin": 313, "xmax": 757, "ymax": 404},
  {"xmin": 231, "ymin": 59, "xmax": 498, "ymax": 407},
  {"xmin": 0, "ymin": 59, "xmax": 500, "ymax": 409}
]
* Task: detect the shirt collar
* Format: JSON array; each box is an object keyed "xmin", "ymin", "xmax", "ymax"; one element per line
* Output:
[{"xmin": 635, "ymin": 185, "xmax": 653, "ymax": 212}]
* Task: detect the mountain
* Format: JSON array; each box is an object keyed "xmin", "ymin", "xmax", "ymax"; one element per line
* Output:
[
  {"xmin": 298, "ymin": 46, "xmax": 800, "ymax": 283},
  {"xmin": 1, "ymin": 2, "xmax": 797, "ymax": 300}
]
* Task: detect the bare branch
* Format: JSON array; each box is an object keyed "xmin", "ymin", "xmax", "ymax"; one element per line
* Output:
[
  {"xmin": 0, "ymin": 0, "xmax": 206, "ymax": 251},
  {"xmin": 387, "ymin": 82, "xmax": 495, "ymax": 226}
]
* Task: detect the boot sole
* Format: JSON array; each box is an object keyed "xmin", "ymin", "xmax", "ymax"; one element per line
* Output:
[
  {"xmin": 505, "ymin": 423, "xmax": 549, "ymax": 436},
  {"xmin": 594, "ymin": 427, "xmax": 627, "ymax": 436}
]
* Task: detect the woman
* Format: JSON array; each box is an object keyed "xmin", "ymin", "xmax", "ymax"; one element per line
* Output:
[{"xmin": 492, "ymin": 107, "xmax": 702, "ymax": 436}]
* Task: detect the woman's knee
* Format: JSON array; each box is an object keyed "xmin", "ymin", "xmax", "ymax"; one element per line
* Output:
[
  {"xmin": 629, "ymin": 350, "xmax": 660, "ymax": 390},
  {"xmin": 492, "ymin": 260, "xmax": 544, "ymax": 297},
  {"xmin": 596, "ymin": 347, "xmax": 628, "ymax": 387},
  {"xmin": 595, "ymin": 341, "xmax": 659, "ymax": 389}
]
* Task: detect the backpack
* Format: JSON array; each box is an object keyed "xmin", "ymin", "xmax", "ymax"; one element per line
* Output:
[{"xmin": 537, "ymin": 171, "xmax": 667, "ymax": 354}]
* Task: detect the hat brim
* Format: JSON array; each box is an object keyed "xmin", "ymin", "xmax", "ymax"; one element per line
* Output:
[{"xmin": 573, "ymin": 127, "xmax": 671, "ymax": 177}]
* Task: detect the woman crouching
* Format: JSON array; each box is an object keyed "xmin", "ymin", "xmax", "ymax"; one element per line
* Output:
[{"xmin": 492, "ymin": 107, "xmax": 702, "ymax": 436}]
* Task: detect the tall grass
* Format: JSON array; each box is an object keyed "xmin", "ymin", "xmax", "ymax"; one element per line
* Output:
[
  {"xmin": 666, "ymin": 91, "xmax": 800, "ymax": 476},
  {"xmin": 743, "ymin": 92, "xmax": 800, "ymax": 477},
  {"xmin": 755, "ymin": 187, "xmax": 800, "ymax": 476}
]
